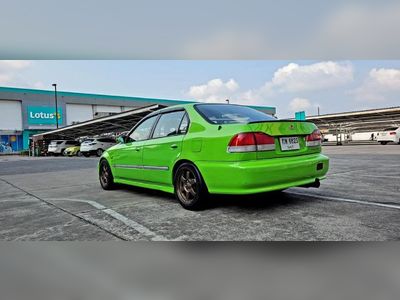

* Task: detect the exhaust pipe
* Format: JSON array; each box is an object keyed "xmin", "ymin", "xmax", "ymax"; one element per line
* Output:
[{"xmin": 299, "ymin": 179, "xmax": 320, "ymax": 188}]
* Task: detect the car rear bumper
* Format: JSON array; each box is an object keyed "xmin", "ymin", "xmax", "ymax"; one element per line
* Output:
[{"xmin": 195, "ymin": 153, "xmax": 329, "ymax": 194}]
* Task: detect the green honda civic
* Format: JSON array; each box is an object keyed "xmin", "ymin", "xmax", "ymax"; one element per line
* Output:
[{"xmin": 99, "ymin": 103, "xmax": 329, "ymax": 210}]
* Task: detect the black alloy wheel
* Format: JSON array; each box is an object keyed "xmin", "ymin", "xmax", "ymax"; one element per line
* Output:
[
  {"xmin": 99, "ymin": 160, "xmax": 115, "ymax": 190},
  {"xmin": 174, "ymin": 163, "xmax": 208, "ymax": 210}
]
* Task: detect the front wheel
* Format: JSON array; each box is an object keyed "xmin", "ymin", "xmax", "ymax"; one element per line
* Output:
[
  {"xmin": 99, "ymin": 160, "xmax": 116, "ymax": 190},
  {"xmin": 174, "ymin": 163, "xmax": 208, "ymax": 210},
  {"xmin": 380, "ymin": 142, "xmax": 387, "ymax": 145},
  {"xmin": 77, "ymin": 151, "xmax": 83, "ymax": 157}
]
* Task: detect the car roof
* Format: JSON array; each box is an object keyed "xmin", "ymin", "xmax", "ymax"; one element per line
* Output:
[
  {"xmin": 146, "ymin": 103, "xmax": 194, "ymax": 117},
  {"xmin": 146, "ymin": 103, "xmax": 262, "ymax": 118}
]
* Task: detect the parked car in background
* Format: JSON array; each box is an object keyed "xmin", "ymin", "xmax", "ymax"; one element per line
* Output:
[
  {"xmin": 63, "ymin": 144, "xmax": 82, "ymax": 157},
  {"xmin": 48, "ymin": 140, "xmax": 80, "ymax": 156},
  {"xmin": 377, "ymin": 127, "xmax": 400, "ymax": 145},
  {"xmin": 98, "ymin": 103, "xmax": 329, "ymax": 210},
  {"xmin": 80, "ymin": 137, "xmax": 116, "ymax": 157}
]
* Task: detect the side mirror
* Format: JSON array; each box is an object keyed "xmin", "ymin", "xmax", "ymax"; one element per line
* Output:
[{"xmin": 117, "ymin": 136, "xmax": 126, "ymax": 144}]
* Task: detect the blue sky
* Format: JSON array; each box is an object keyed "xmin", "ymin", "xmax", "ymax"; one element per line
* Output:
[{"xmin": 0, "ymin": 60, "xmax": 399, "ymax": 118}]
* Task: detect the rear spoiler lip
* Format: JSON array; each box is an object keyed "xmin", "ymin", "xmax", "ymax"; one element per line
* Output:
[{"xmin": 247, "ymin": 120, "xmax": 311, "ymax": 124}]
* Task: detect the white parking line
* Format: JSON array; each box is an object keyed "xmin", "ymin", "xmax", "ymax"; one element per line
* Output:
[
  {"xmin": 49, "ymin": 198, "xmax": 167, "ymax": 241},
  {"xmin": 287, "ymin": 191, "xmax": 400, "ymax": 210}
]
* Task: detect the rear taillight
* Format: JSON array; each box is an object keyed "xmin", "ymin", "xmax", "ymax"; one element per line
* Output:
[
  {"xmin": 390, "ymin": 132, "xmax": 396, "ymax": 135},
  {"xmin": 228, "ymin": 132, "xmax": 275, "ymax": 153},
  {"xmin": 306, "ymin": 129, "xmax": 322, "ymax": 147}
]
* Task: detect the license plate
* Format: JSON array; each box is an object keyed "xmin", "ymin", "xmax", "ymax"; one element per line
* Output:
[{"xmin": 280, "ymin": 136, "xmax": 300, "ymax": 151}]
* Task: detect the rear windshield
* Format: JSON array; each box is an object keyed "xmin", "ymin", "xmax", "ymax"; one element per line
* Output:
[{"xmin": 195, "ymin": 104, "xmax": 276, "ymax": 124}]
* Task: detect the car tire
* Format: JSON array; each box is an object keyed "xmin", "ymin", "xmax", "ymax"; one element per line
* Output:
[
  {"xmin": 83, "ymin": 152, "xmax": 90, "ymax": 157},
  {"xmin": 96, "ymin": 149, "xmax": 104, "ymax": 157},
  {"xmin": 77, "ymin": 151, "xmax": 82, "ymax": 157},
  {"xmin": 99, "ymin": 160, "xmax": 116, "ymax": 190},
  {"xmin": 380, "ymin": 142, "xmax": 387, "ymax": 145},
  {"xmin": 174, "ymin": 163, "xmax": 209, "ymax": 210}
]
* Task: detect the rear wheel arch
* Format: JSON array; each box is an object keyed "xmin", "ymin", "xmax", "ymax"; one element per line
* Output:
[
  {"xmin": 172, "ymin": 159, "xmax": 197, "ymax": 181},
  {"xmin": 172, "ymin": 159, "xmax": 209, "ymax": 189}
]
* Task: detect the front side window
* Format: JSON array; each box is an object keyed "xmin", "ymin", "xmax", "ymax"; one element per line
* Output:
[
  {"xmin": 152, "ymin": 111, "xmax": 185, "ymax": 139},
  {"xmin": 129, "ymin": 115, "xmax": 157, "ymax": 141},
  {"xmin": 195, "ymin": 104, "xmax": 276, "ymax": 124}
]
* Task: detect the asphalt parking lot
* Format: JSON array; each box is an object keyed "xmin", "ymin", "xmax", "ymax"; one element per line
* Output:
[{"xmin": 1, "ymin": 144, "xmax": 399, "ymax": 241}]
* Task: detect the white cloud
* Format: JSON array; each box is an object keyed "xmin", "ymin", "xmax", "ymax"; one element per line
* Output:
[
  {"xmin": 268, "ymin": 61, "xmax": 353, "ymax": 93},
  {"xmin": 187, "ymin": 78, "xmax": 239, "ymax": 103},
  {"xmin": 185, "ymin": 61, "xmax": 354, "ymax": 109},
  {"xmin": 0, "ymin": 60, "xmax": 31, "ymax": 70},
  {"xmin": 369, "ymin": 68, "xmax": 400, "ymax": 90},
  {"xmin": 289, "ymin": 97, "xmax": 311, "ymax": 112},
  {"xmin": 351, "ymin": 68, "xmax": 400, "ymax": 102},
  {"xmin": 0, "ymin": 60, "xmax": 33, "ymax": 85},
  {"xmin": 238, "ymin": 61, "xmax": 354, "ymax": 105}
]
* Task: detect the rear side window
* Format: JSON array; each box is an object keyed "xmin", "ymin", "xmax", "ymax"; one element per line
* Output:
[
  {"xmin": 152, "ymin": 111, "xmax": 185, "ymax": 138},
  {"xmin": 195, "ymin": 104, "xmax": 275, "ymax": 124}
]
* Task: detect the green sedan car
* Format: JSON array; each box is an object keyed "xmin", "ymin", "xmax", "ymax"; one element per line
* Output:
[{"xmin": 99, "ymin": 104, "xmax": 329, "ymax": 210}]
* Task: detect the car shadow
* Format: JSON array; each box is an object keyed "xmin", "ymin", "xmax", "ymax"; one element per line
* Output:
[
  {"xmin": 115, "ymin": 183, "xmax": 303, "ymax": 211},
  {"xmin": 206, "ymin": 191, "xmax": 303, "ymax": 211},
  {"xmin": 115, "ymin": 183, "xmax": 176, "ymax": 201}
]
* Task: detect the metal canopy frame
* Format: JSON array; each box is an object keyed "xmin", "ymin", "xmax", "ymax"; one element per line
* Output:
[
  {"xmin": 32, "ymin": 104, "xmax": 166, "ymax": 142},
  {"xmin": 306, "ymin": 106, "xmax": 400, "ymax": 133}
]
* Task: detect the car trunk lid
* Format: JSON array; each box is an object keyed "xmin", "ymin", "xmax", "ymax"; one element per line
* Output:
[{"xmin": 246, "ymin": 120, "xmax": 320, "ymax": 159}]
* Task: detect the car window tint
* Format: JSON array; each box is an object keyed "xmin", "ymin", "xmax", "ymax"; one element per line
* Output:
[
  {"xmin": 152, "ymin": 111, "xmax": 185, "ymax": 139},
  {"xmin": 129, "ymin": 115, "xmax": 158, "ymax": 141},
  {"xmin": 196, "ymin": 104, "xmax": 276, "ymax": 124},
  {"xmin": 179, "ymin": 113, "xmax": 189, "ymax": 133}
]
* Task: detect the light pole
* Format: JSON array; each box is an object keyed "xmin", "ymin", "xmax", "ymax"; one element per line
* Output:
[{"xmin": 52, "ymin": 83, "xmax": 59, "ymax": 128}]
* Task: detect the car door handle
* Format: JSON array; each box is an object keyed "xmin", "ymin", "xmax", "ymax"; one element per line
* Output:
[{"xmin": 170, "ymin": 144, "xmax": 178, "ymax": 149}]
